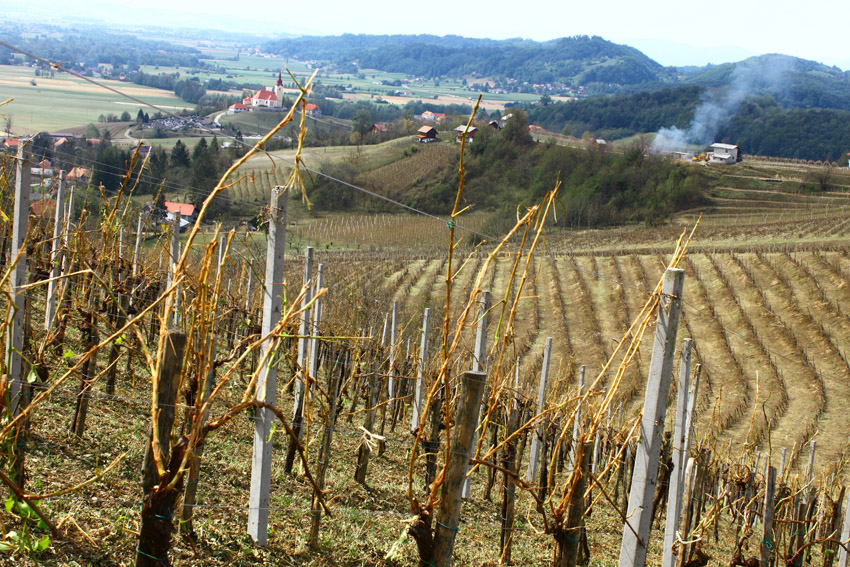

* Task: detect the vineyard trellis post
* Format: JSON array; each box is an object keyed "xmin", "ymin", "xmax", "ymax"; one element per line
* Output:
[
  {"xmin": 762, "ymin": 465, "xmax": 776, "ymax": 567},
  {"xmin": 567, "ymin": 364, "xmax": 586, "ymax": 476},
  {"xmin": 838, "ymin": 489, "xmax": 850, "ymax": 567},
  {"xmin": 432, "ymin": 370, "xmax": 487, "ymax": 567},
  {"xmin": 6, "ymin": 140, "xmax": 31, "ymax": 414},
  {"xmin": 661, "ymin": 338, "xmax": 692, "ymax": 567},
  {"xmin": 463, "ymin": 289, "xmax": 490, "ymax": 499},
  {"xmin": 285, "ymin": 246, "xmax": 313, "ymax": 474},
  {"xmin": 411, "ymin": 307, "xmax": 431, "ymax": 433},
  {"xmin": 618, "ymin": 267, "xmax": 685, "ymax": 567},
  {"xmin": 44, "ymin": 169, "xmax": 65, "ymax": 330},
  {"xmin": 247, "ymin": 186, "xmax": 288, "ymax": 545},
  {"xmin": 682, "ymin": 363, "xmax": 701, "ymax": 464},
  {"xmin": 300, "ymin": 262, "xmax": 325, "ymax": 475},
  {"xmin": 527, "ymin": 337, "xmax": 553, "ymax": 483}
]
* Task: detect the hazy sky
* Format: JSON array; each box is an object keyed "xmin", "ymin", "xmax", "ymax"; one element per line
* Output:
[{"xmin": 5, "ymin": 0, "xmax": 848, "ymax": 69}]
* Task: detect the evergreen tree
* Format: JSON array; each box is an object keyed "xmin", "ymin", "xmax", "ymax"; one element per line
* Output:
[{"xmin": 170, "ymin": 140, "xmax": 190, "ymax": 168}]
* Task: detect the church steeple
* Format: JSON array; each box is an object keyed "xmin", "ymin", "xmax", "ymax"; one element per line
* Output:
[{"xmin": 276, "ymin": 72, "xmax": 283, "ymax": 87}]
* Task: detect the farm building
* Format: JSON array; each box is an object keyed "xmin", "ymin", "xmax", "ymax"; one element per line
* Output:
[
  {"xmin": 304, "ymin": 103, "xmax": 321, "ymax": 118},
  {"xmin": 66, "ymin": 167, "xmax": 91, "ymax": 183},
  {"xmin": 369, "ymin": 123, "xmax": 390, "ymax": 134},
  {"xmin": 420, "ymin": 110, "xmax": 446, "ymax": 122},
  {"xmin": 416, "ymin": 126, "xmax": 438, "ymax": 142},
  {"xmin": 709, "ymin": 143, "xmax": 739, "ymax": 164},
  {"xmin": 455, "ymin": 125, "xmax": 478, "ymax": 143},
  {"xmin": 228, "ymin": 103, "xmax": 249, "ymax": 114}
]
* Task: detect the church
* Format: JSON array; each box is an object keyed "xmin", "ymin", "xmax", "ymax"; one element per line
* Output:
[{"xmin": 242, "ymin": 72, "xmax": 286, "ymax": 109}]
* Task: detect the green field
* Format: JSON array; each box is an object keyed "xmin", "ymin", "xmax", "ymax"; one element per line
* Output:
[{"xmin": 0, "ymin": 65, "xmax": 193, "ymax": 134}]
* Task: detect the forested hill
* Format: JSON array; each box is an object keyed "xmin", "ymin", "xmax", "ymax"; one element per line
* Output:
[{"xmin": 263, "ymin": 34, "xmax": 671, "ymax": 89}]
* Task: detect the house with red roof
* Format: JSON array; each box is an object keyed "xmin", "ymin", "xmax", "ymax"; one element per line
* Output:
[
  {"xmin": 304, "ymin": 103, "xmax": 321, "ymax": 118},
  {"xmin": 228, "ymin": 103, "xmax": 249, "ymax": 114},
  {"xmin": 420, "ymin": 110, "xmax": 446, "ymax": 123}
]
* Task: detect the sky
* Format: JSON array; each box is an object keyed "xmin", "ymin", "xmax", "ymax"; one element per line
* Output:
[{"xmin": 4, "ymin": 0, "xmax": 848, "ymax": 69}]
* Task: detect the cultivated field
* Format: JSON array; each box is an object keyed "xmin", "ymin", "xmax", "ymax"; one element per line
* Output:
[{"xmin": 0, "ymin": 65, "xmax": 192, "ymax": 134}]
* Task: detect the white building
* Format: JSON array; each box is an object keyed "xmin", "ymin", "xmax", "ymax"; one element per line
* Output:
[{"xmin": 709, "ymin": 143, "xmax": 739, "ymax": 164}]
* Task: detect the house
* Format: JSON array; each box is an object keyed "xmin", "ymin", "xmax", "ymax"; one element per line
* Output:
[
  {"xmin": 416, "ymin": 126, "xmax": 438, "ymax": 142},
  {"xmin": 420, "ymin": 110, "xmax": 446, "ymax": 122},
  {"xmin": 709, "ymin": 143, "xmax": 739, "ymax": 164},
  {"xmin": 304, "ymin": 103, "xmax": 321, "ymax": 118},
  {"xmin": 455, "ymin": 125, "xmax": 478, "ymax": 144},
  {"xmin": 66, "ymin": 167, "xmax": 91, "ymax": 183},
  {"xmin": 228, "ymin": 103, "xmax": 249, "ymax": 114},
  {"xmin": 30, "ymin": 199, "xmax": 55, "ymax": 219},
  {"xmin": 488, "ymin": 120, "xmax": 502, "ymax": 130},
  {"xmin": 2, "ymin": 138, "xmax": 21, "ymax": 152},
  {"xmin": 369, "ymin": 123, "xmax": 390, "ymax": 134},
  {"xmin": 163, "ymin": 201, "xmax": 198, "ymax": 222},
  {"xmin": 528, "ymin": 124, "xmax": 546, "ymax": 135}
]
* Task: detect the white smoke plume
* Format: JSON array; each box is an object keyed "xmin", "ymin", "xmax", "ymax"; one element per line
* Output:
[{"xmin": 651, "ymin": 55, "xmax": 793, "ymax": 152}]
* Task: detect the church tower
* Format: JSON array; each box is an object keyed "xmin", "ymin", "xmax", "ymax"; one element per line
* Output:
[{"xmin": 274, "ymin": 72, "xmax": 285, "ymax": 103}]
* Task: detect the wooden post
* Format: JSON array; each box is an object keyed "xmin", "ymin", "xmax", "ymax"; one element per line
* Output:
[
  {"xmin": 299, "ymin": 263, "xmax": 325, "ymax": 474},
  {"xmin": 527, "ymin": 338, "xmax": 553, "ymax": 483},
  {"xmin": 285, "ymin": 246, "xmax": 313, "ymax": 473},
  {"xmin": 247, "ymin": 186, "xmax": 288, "ymax": 545},
  {"xmin": 499, "ymin": 358, "xmax": 523, "ymax": 565},
  {"xmin": 762, "ymin": 466, "xmax": 776, "ymax": 567},
  {"xmin": 779, "ymin": 448, "xmax": 787, "ymax": 483},
  {"xmin": 411, "ymin": 307, "xmax": 431, "ymax": 433},
  {"xmin": 681, "ymin": 363, "xmax": 701, "ymax": 465},
  {"xmin": 432, "ymin": 370, "xmax": 487, "ymax": 567},
  {"xmin": 463, "ymin": 290, "xmax": 490, "ymax": 499},
  {"xmin": 568, "ymin": 365, "xmax": 586, "ymax": 475},
  {"xmin": 676, "ymin": 458, "xmax": 697, "ymax": 567},
  {"xmin": 618, "ymin": 268, "xmax": 685, "ymax": 567},
  {"xmin": 836, "ymin": 488, "xmax": 850, "ymax": 567},
  {"xmin": 662, "ymin": 339, "xmax": 692, "ymax": 567},
  {"xmin": 44, "ymin": 170, "xmax": 65, "ymax": 330},
  {"xmin": 5, "ymin": 140, "xmax": 31, "ymax": 414}
]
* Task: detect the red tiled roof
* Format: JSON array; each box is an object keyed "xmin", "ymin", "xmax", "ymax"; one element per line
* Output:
[
  {"xmin": 305, "ymin": 103, "xmax": 320, "ymax": 111},
  {"xmin": 254, "ymin": 90, "xmax": 277, "ymax": 101},
  {"xmin": 164, "ymin": 201, "xmax": 196, "ymax": 217},
  {"xmin": 230, "ymin": 103, "xmax": 249, "ymax": 109}
]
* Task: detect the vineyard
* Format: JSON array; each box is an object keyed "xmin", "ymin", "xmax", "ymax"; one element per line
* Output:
[{"xmin": 3, "ymin": 117, "xmax": 850, "ymax": 567}]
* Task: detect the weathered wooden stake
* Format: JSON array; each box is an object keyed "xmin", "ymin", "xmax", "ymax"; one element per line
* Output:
[
  {"xmin": 619, "ymin": 268, "xmax": 685, "ymax": 567},
  {"xmin": 527, "ymin": 337, "xmax": 553, "ymax": 483},
  {"xmin": 132, "ymin": 212, "xmax": 144, "ymax": 277},
  {"xmin": 463, "ymin": 290, "xmax": 490, "ymax": 499},
  {"xmin": 762, "ymin": 466, "xmax": 776, "ymax": 567},
  {"xmin": 247, "ymin": 187, "xmax": 288, "ymax": 545},
  {"xmin": 838, "ymin": 490, "xmax": 850, "ymax": 567},
  {"xmin": 432, "ymin": 370, "xmax": 487, "ymax": 567},
  {"xmin": 284, "ymin": 246, "xmax": 313, "ymax": 474},
  {"xmin": 662, "ymin": 339, "xmax": 692, "ymax": 567}
]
